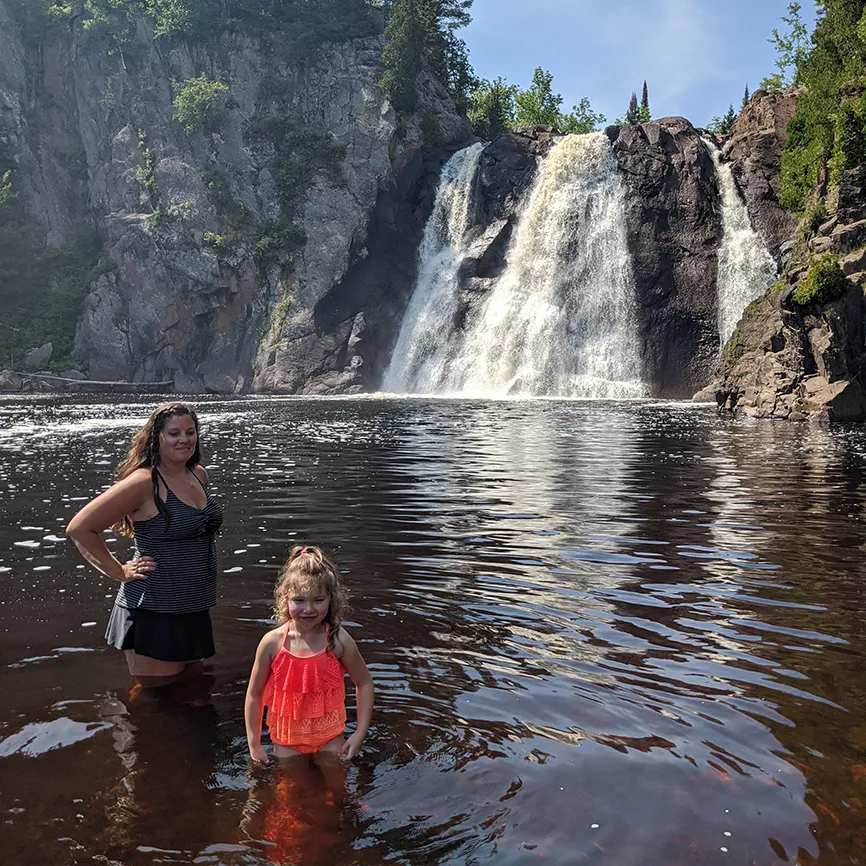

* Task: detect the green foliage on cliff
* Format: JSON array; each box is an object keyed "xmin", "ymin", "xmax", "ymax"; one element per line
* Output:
[
  {"xmin": 15, "ymin": 0, "xmax": 379, "ymax": 55},
  {"xmin": 270, "ymin": 295, "xmax": 292, "ymax": 333},
  {"xmin": 0, "ymin": 135, "xmax": 103, "ymax": 369},
  {"xmin": 792, "ymin": 254, "xmax": 848, "ymax": 305},
  {"xmin": 247, "ymin": 114, "xmax": 346, "ymax": 266},
  {"xmin": 829, "ymin": 89, "xmax": 866, "ymax": 183},
  {"xmin": 773, "ymin": 0, "xmax": 866, "ymax": 210},
  {"xmin": 136, "ymin": 130, "xmax": 163, "ymax": 224},
  {"xmin": 0, "ymin": 198, "xmax": 101, "ymax": 366},
  {"xmin": 379, "ymin": 0, "xmax": 473, "ymax": 114},
  {"xmin": 172, "ymin": 76, "xmax": 231, "ymax": 134},
  {"xmin": 803, "ymin": 197, "xmax": 828, "ymax": 234}
]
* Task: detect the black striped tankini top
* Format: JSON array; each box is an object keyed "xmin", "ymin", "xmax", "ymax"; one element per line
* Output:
[{"xmin": 116, "ymin": 472, "xmax": 224, "ymax": 614}]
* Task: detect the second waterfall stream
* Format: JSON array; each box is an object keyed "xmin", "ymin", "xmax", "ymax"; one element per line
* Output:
[
  {"xmin": 703, "ymin": 139, "xmax": 777, "ymax": 344},
  {"xmin": 383, "ymin": 133, "xmax": 647, "ymax": 398}
]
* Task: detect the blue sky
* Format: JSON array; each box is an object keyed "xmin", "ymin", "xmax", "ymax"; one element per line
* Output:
[{"xmin": 461, "ymin": 0, "xmax": 818, "ymax": 127}]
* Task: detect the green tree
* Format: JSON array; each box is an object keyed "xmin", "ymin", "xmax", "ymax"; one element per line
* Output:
[
  {"xmin": 146, "ymin": 0, "xmax": 192, "ymax": 37},
  {"xmin": 419, "ymin": 0, "xmax": 474, "ymax": 111},
  {"xmin": 514, "ymin": 67, "xmax": 563, "ymax": 127},
  {"xmin": 379, "ymin": 0, "xmax": 475, "ymax": 116},
  {"xmin": 172, "ymin": 76, "xmax": 231, "ymax": 134},
  {"xmin": 561, "ymin": 97, "xmax": 606, "ymax": 134},
  {"xmin": 623, "ymin": 91, "xmax": 641, "ymax": 125},
  {"xmin": 511, "ymin": 68, "xmax": 604, "ymax": 133},
  {"xmin": 639, "ymin": 80, "xmax": 651, "ymax": 122},
  {"xmin": 707, "ymin": 103, "xmax": 738, "ymax": 136},
  {"xmin": 777, "ymin": 0, "xmax": 866, "ymax": 210},
  {"xmin": 760, "ymin": 1, "xmax": 809, "ymax": 89},
  {"xmin": 380, "ymin": 0, "xmax": 425, "ymax": 113},
  {"xmin": 829, "ymin": 90, "xmax": 866, "ymax": 183},
  {"xmin": 742, "ymin": 82, "xmax": 750, "ymax": 108},
  {"xmin": 467, "ymin": 77, "xmax": 517, "ymax": 139}
]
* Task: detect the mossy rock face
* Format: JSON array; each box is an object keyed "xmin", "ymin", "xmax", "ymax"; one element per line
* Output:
[{"xmin": 792, "ymin": 254, "xmax": 848, "ymax": 305}]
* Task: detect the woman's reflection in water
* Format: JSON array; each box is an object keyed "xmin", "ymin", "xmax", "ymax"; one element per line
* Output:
[{"xmin": 93, "ymin": 675, "xmax": 225, "ymax": 858}]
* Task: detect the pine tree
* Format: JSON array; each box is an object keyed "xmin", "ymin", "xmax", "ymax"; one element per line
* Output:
[
  {"xmin": 379, "ymin": 0, "xmax": 425, "ymax": 114},
  {"xmin": 625, "ymin": 91, "xmax": 641, "ymax": 125},
  {"xmin": 742, "ymin": 83, "xmax": 750, "ymax": 109},
  {"xmin": 639, "ymin": 80, "xmax": 651, "ymax": 122},
  {"xmin": 721, "ymin": 103, "xmax": 738, "ymax": 135}
]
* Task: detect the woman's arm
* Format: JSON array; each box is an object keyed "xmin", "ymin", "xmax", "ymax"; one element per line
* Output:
[
  {"xmin": 244, "ymin": 630, "xmax": 280, "ymax": 763},
  {"xmin": 336, "ymin": 628, "xmax": 374, "ymax": 760},
  {"xmin": 66, "ymin": 469, "xmax": 156, "ymax": 583}
]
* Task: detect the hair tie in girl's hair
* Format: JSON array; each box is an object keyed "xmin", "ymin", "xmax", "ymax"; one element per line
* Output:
[{"xmin": 299, "ymin": 548, "xmax": 309, "ymax": 556}]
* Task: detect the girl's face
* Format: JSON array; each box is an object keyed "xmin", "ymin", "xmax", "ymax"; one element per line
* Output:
[
  {"xmin": 159, "ymin": 414, "xmax": 197, "ymax": 463},
  {"xmin": 288, "ymin": 583, "xmax": 330, "ymax": 630}
]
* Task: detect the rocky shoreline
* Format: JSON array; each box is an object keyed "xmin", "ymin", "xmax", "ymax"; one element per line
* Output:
[{"xmin": 0, "ymin": 370, "xmax": 172, "ymax": 394}]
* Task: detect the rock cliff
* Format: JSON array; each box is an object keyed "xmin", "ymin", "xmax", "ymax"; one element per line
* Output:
[
  {"xmin": 713, "ymin": 166, "xmax": 866, "ymax": 421},
  {"xmin": 712, "ymin": 88, "xmax": 866, "ymax": 422},
  {"xmin": 0, "ymin": 1, "xmax": 470, "ymax": 393},
  {"xmin": 608, "ymin": 117, "xmax": 722, "ymax": 396},
  {"xmin": 723, "ymin": 87, "xmax": 799, "ymax": 259}
]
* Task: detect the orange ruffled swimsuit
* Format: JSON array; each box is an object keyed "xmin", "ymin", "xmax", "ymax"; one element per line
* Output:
[{"xmin": 262, "ymin": 627, "xmax": 347, "ymax": 754}]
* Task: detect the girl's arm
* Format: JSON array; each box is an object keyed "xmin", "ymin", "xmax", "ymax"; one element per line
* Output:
[
  {"xmin": 244, "ymin": 630, "xmax": 280, "ymax": 763},
  {"xmin": 336, "ymin": 628, "xmax": 374, "ymax": 760},
  {"xmin": 66, "ymin": 469, "xmax": 157, "ymax": 582}
]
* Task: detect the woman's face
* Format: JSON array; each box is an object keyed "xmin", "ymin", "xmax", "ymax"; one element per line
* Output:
[{"xmin": 159, "ymin": 413, "xmax": 198, "ymax": 463}]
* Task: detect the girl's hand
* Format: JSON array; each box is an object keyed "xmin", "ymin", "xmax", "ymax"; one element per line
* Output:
[
  {"xmin": 340, "ymin": 732, "xmax": 365, "ymax": 761},
  {"xmin": 249, "ymin": 744, "xmax": 269, "ymax": 764},
  {"xmin": 121, "ymin": 556, "xmax": 156, "ymax": 582}
]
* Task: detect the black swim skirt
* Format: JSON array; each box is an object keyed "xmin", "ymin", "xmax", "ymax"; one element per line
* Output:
[{"xmin": 105, "ymin": 604, "xmax": 215, "ymax": 662}]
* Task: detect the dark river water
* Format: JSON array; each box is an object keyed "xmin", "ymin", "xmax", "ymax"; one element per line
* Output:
[{"xmin": 0, "ymin": 395, "xmax": 865, "ymax": 865}]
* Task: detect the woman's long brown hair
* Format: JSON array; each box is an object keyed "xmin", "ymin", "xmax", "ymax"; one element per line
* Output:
[{"xmin": 113, "ymin": 402, "xmax": 201, "ymax": 536}]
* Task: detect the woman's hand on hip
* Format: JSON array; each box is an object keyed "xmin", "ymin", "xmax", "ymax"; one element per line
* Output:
[{"xmin": 121, "ymin": 556, "xmax": 156, "ymax": 582}]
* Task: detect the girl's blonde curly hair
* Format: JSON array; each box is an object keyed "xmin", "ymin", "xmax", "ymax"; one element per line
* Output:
[{"xmin": 274, "ymin": 545, "xmax": 349, "ymax": 650}]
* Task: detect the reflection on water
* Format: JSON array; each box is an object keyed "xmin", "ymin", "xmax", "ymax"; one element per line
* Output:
[{"xmin": 1, "ymin": 395, "xmax": 865, "ymax": 864}]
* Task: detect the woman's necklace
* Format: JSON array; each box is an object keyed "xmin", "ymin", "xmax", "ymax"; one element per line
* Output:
[{"xmin": 162, "ymin": 468, "xmax": 196, "ymax": 488}]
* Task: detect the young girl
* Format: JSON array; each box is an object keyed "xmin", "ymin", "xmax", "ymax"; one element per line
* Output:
[{"xmin": 245, "ymin": 546, "xmax": 374, "ymax": 762}]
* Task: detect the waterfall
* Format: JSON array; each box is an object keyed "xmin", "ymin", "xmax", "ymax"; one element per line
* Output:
[
  {"xmin": 382, "ymin": 143, "xmax": 485, "ymax": 393},
  {"xmin": 704, "ymin": 139, "xmax": 777, "ymax": 344},
  {"xmin": 387, "ymin": 133, "xmax": 646, "ymax": 399}
]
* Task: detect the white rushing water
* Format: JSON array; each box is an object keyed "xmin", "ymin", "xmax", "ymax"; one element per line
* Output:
[
  {"xmin": 704, "ymin": 139, "xmax": 777, "ymax": 344},
  {"xmin": 382, "ymin": 143, "xmax": 485, "ymax": 392},
  {"xmin": 387, "ymin": 133, "xmax": 645, "ymax": 398}
]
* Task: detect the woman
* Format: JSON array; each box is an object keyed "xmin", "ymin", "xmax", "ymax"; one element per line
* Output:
[{"xmin": 67, "ymin": 402, "xmax": 223, "ymax": 687}]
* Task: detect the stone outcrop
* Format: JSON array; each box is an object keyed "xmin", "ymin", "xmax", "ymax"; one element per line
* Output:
[
  {"xmin": 0, "ymin": 2, "xmax": 470, "ymax": 394},
  {"xmin": 723, "ymin": 87, "xmax": 800, "ymax": 259},
  {"xmin": 23, "ymin": 343, "xmax": 53, "ymax": 368},
  {"xmin": 608, "ymin": 117, "xmax": 723, "ymax": 397},
  {"xmin": 714, "ymin": 164, "xmax": 866, "ymax": 421}
]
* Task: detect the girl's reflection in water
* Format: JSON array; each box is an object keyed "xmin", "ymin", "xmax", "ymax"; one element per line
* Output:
[{"xmin": 240, "ymin": 756, "xmax": 363, "ymax": 864}]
